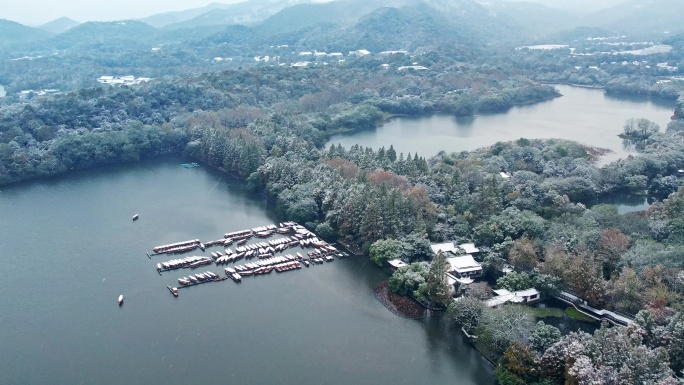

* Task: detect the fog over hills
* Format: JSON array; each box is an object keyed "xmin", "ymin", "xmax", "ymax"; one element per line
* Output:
[
  {"xmin": 143, "ymin": 0, "xmax": 322, "ymax": 29},
  {"xmin": 38, "ymin": 17, "xmax": 80, "ymax": 34},
  {"xmin": 495, "ymin": 0, "xmax": 626, "ymax": 13},
  {"xmin": 2, "ymin": 0, "xmax": 682, "ymax": 59},
  {"xmin": 581, "ymin": 0, "xmax": 684, "ymax": 37},
  {"xmin": 0, "ymin": 19, "xmax": 52, "ymax": 48}
]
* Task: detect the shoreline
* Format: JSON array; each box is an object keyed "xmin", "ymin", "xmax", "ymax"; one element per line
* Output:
[{"xmin": 374, "ymin": 281, "xmax": 427, "ymax": 319}]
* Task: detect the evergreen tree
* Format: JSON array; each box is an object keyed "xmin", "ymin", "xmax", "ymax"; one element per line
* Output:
[
  {"xmin": 387, "ymin": 145, "xmax": 397, "ymax": 162},
  {"xmin": 427, "ymin": 251, "xmax": 451, "ymax": 307}
]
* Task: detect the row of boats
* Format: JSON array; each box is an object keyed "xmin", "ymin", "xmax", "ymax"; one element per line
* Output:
[
  {"xmin": 152, "ymin": 239, "xmax": 206, "ymax": 254},
  {"xmin": 157, "ymin": 256, "xmax": 213, "ymax": 271},
  {"xmin": 153, "ymin": 222, "xmax": 302, "ymax": 256},
  {"xmin": 176, "ymin": 271, "xmax": 222, "ymax": 286},
  {"xmin": 156, "ymin": 222, "xmax": 350, "ymax": 297}
]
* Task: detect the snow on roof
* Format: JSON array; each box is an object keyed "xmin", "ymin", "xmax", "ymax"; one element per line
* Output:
[
  {"xmin": 349, "ymin": 49, "xmax": 370, "ymax": 56},
  {"xmin": 431, "ymin": 242, "xmax": 480, "ymax": 256},
  {"xmin": 431, "ymin": 242, "xmax": 458, "ymax": 255},
  {"xmin": 388, "ymin": 259, "xmax": 408, "ymax": 269},
  {"xmin": 486, "ymin": 294, "xmax": 514, "ymax": 307},
  {"xmin": 514, "ymin": 288, "xmax": 540, "ymax": 297},
  {"xmin": 493, "ymin": 289, "xmax": 512, "ymax": 296},
  {"xmin": 459, "ymin": 243, "xmax": 480, "ymax": 254},
  {"xmin": 446, "ymin": 255, "xmax": 481, "ymax": 273}
]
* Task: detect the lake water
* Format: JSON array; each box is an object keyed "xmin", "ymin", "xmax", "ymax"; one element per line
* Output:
[
  {"xmin": 327, "ymin": 85, "xmax": 676, "ymax": 166},
  {"xmin": 0, "ymin": 158, "xmax": 492, "ymax": 385}
]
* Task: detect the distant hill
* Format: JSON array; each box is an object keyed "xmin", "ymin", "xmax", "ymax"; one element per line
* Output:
[
  {"xmin": 39, "ymin": 17, "xmax": 80, "ymax": 34},
  {"xmin": 201, "ymin": 24, "xmax": 263, "ymax": 46},
  {"xmin": 546, "ymin": 26, "xmax": 615, "ymax": 43},
  {"xmin": 254, "ymin": 0, "xmax": 406, "ymax": 36},
  {"xmin": 161, "ymin": 0, "xmax": 312, "ymax": 30},
  {"xmin": 0, "ymin": 19, "xmax": 51, "ymax": 49},
  {"xmin": 500, "ymin": 0, "xmax": 626, "ymax": 13},
  {"xmin": 581, "ymin": 0, "xmax": 684, "ymax": 37},
  {"xmin": 483, "ymin": 1, "xmax": 580, "ymax": 38},
  {"xmin": 291, "ymin": 3, "xmax": 512, "ymax": 55},
  {"xmin": 50, "ymin": 21, "xmax": 158, "ymax": 50},
  {"xmin": 140, "ymin": 2, "xmax": 237, "ymax": 28}
]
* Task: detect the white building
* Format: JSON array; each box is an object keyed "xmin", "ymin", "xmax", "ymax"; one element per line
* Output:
[
  {"xmin": 291, "ymin": 61, "xmax": 310, "ymax": 68},
  {"xmin": 397, "ymin": 65, "xmax": 428, "ymax": 71},
  {"xmin": 97, "ymin": 76, "xmax": 152, "ymax": 86},
  {"xmin": 387, "ymin": 259, "xmax": 408, "ymax": 270},
  {"xmin": 485, "ymin": 288, "xmax": 541, "ymax": 307},
  {"xmin": 349, "ymin": 49, "xmax": 371, "ymax": 56},
  {"xmin": 446, "ymin": 255, "xmax": 483, "ymax": 279},
  {"xmin": 430, "ymin": 242, "xmax": 480, "ymax": 256},
  {"xmin": 380, "ymin": 50, "xmax": 408, "ymax": 55}
]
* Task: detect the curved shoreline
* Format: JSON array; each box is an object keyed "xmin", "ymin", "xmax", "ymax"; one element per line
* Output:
[{"xmin": 374, "ymin": 281, "xmax": 427, "ymax": 319}]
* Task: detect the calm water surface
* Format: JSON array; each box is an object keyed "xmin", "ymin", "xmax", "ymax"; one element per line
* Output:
[
  {"xmin": 0, "ymin": 158, "xmax": 492, "ymax": 385},
  {"xmin": 327, "ymin": 85, "xmax": 675, "ymax": 166}
]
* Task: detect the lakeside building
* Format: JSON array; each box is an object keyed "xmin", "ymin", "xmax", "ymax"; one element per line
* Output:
[
  {"xmin": 431, "ymin": 242, "xmax": 482, "ymax": 290},
  {"xmin": 387, "ymin": 259, "xmax": 408, "ymax": 271},
  {"xmin": 485, "ymin": 288, "xmax": 541, "ymax": 308},
  {"xmin": 430, "ymin": 242, "xmax": 480, "ymax": 257},
  {"xmin": 446, "ymin": 255, "xmax": 483, "ymax": 280}
]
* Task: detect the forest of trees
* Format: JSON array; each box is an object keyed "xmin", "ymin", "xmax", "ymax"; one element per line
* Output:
[{"xmin": 0, "ymin": 57, "xmax": 558, "ymax": 185}]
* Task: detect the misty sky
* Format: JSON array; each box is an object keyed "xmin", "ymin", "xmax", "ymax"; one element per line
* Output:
[{"xmin": 4, "ymin": 0, "xmax": 245, "ymax": 25}]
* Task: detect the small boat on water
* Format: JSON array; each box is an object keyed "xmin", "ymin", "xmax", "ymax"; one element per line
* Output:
[
  {"xmin": 132, "ymin": 214, "xmax": 139, "ymax": 221},
  {"xmin": 237, "ymin": 239, "xmax": 248, "ymax": 245},
  {"xmin": 118, "ymin": 295, "xmax": 124, "ymax": 305},
  {"xmin": 167, "ymin": 285, "xmax": 179, "ymax": 296}
]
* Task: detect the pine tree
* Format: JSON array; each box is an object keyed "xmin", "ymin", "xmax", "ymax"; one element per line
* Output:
[
  {"xmin": 427, "ymin": 251, "xmax": 451, "ymax": 307},
  {"xmin": 387, "ymin": 145, "xmax": 397, "ymax": 162}
]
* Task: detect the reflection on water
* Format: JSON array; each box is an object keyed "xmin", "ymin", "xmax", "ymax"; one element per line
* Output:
[
  {"xmin": 537, "ymin": 300, "xmax": 599, "ymax": 335},
  {"xmin": 604, "ymin": 91, "xmax": 676, "ymax": 109},
  {"xmin": 590, "ymin": 192, "xmax": 652, "ymax": 214}
]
